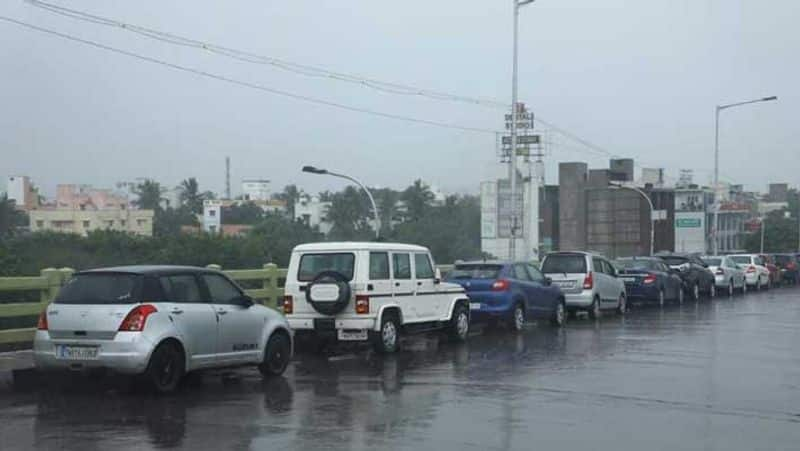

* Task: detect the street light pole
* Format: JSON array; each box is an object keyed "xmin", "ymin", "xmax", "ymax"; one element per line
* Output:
[
  {"xmin": 760, "ymin": 217, "xmax": 766, "ymax": 254},
  {"xmin": 712, "ymin": 96, "xmax": 777, "ymax": 255},
  {"xmin": 508, "ymin": 0, "xmax": 535, "ymax": 261},
  {"xmin": 611, "ymin": 182, "xmax": 655, "ymax": 256},
  {"xmin": 301, "ymin": 166, "xmax": 381, "ymax": 239}
]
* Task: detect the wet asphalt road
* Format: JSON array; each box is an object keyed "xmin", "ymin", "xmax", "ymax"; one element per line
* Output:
[{"xmin": 2, "ymin": 288, "xmax": 800, "ymax": 451}]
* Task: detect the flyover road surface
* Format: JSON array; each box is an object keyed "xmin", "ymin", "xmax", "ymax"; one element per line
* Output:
[{"xmin": 1, "ymin": 288, "xmax": 799, "ymax": 450}]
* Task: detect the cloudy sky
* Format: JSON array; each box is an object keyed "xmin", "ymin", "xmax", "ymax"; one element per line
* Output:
[{"xmin": 0, "ymin": 0, "xmax": 796, "ymax": 198}]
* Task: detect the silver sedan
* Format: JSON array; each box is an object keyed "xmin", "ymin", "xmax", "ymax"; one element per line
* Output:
[{"xmin": 701, "ymin": 256, "xmax": 747, "ymax": 296}]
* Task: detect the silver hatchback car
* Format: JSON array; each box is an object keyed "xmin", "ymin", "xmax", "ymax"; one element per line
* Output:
[{"xmin": 34, "ymin": 266, "xmax": 292, "ymax": 392}]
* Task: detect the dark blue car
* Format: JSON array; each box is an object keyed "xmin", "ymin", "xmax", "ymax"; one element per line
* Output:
[
  {"xmin": 445, "ymin": 261, "xmax": 566, "ymax": 330},
  {"xmin": 614, "ymin": 257, "xmax": 684, "ymax": 306}
]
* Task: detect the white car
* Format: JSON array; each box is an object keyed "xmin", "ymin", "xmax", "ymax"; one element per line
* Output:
[
  {"xmin": 728, "ymin": 254, "xmax": 771, "ymax": 291},
  {"xmin": 33, "ymin": 266, "xmax": 292, "ymax": 393},
  {"xmin": 283, "ymin": 242, "xmax": 471, "ymax": 353},
  {"xmin": 701, "ymin": 256, "xmax": 747, "ymax": 296},
  {"xmin": 540, "ymin": 251, "xmax": 627, "ymax": 318}
]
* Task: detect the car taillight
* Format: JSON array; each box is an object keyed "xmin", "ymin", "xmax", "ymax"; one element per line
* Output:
[
  {"xmin": 746, "ymin": 266, "xmax": 756, "ymax": 273},
  {"xmin": 492, "ymin": 279, "xmax": 510, "ymax": 291},
  {"xmin": 583, "ymin": 272, "xmax": 593, "ymax": 289},
  {"xmin": 118, "ymin": 304, "xmax": 157, "ymax": 332},
  {"xmin": 37, "ymin": 309, "xmax": 48, "ymax": 331},
  {"xmin": 355, "ymin": 295, "xmax": 370, "ymax": 314},
  {"xmin": 283, "ymin": 295, "xmax": 293, "ymax": 314},
  {"xmin": 643, "ymin": 274, "xmax": 657, "ymax": 284},
  {"xmin": 715, "ymin": 269, "xmax": 725, "ymax": 275}
]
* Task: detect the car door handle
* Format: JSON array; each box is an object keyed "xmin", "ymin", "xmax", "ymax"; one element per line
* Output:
[
  {"xmin": 170, "ymin": 308, "xmax": 184, "ymax": 315},
  {"xmin": 417, "ymin": 281, "xmax": 423, "ymax": 286},
  {"xmin": 395, "ymin": 282, "xmax": 400, "ymax": 287}
]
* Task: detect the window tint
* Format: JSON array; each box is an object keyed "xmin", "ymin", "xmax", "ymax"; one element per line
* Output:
[
  {"xmin": 203, "ymin": 274, "xmax": 242, "ymax": 304},
  {"xmin": 298, "ymin": 253, "xmax": 355, "ymax": 282},
  {"xmin": 55, "ymin": 273, "xmax": 141, "ymax": 304},
  {"xmin": 527, "ymin": 264, "xmax": 545, "ymax": 283},
  {"xmin": 414, "ymin": 254, "xmax": 435, "ymax": 279},
  {"xmin": 729, "ymin": 256, "xmax": 751, "ymax": 265},
  {"xmin": 541, "ymin": 254, "xmax": 587, "ymax": 274},
  {"xmin": 369, "ymin": 252, "xmax": 390, "ymax": 280},
  {"xmin": 754, "ymin": 256, "xmax": 764, "ymax": 266},
  {"xmin": 592, "ymin": 257, "xmax": 605, "ymax": 274},
  {"xmin": 392, "ymin": 253, "xmax": 412, "ymax": 279},
  {"xmin": 449, "ymin": 264, "xmax": 502, "ymax": 280},
  {"xmin": 161, "ymin": 275, "xmax": 203, "ymax": 303},
  {"xmin": 513, "ymin": 264, "xmax": 531, "ymax": 281},
  {"xmin": 602, "ymin": 260, "xmax": 616, "ymax": 276},
  {"xmin": 702, "ymin": 258, "xmax": 722, "ymax": 267}
]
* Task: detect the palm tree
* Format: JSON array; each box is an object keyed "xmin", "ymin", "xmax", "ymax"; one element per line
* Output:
[
  {"xmin": 400, "ymin": 179, "xmax": 434, "ymax": 222},
  {"xmin": 373, "ymin": 188, "xmax": 400, "ymax": 235},
  {"xmin": 133, "ymin": 179, "xmax": 165, "ymax": 211},
  {"xmin": 324, "ymin": 186, "xmax": 371, "ymax": 239},
  {"xmin": 179, "ymin": 178, "xmax": 214, "ymax": 215},
  {"xmin": 274, "ymin": 184, "xmax": 303, "ymax": 219}
]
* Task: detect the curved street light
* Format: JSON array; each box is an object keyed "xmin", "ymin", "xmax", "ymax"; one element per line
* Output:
[
  {"xmin": 302, "ymin": 165, "xmax": 381, "ymax": 238},
  {"xmin": 610, "ymin": 182, "xmax": 656, "ymax": 256}
]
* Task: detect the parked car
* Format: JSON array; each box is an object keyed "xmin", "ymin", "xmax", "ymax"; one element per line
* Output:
[
  {"xmin": 283, "ymin": 242, "xmax": 471, "ymax": 354},
  {"xmin": 445, "ymin": 261, "xmax": 566, "ymax": 331},
  {"xmin": 771, "ymin": 253, "xmax": 799, "ymax": 286},
  {"xmin": 33, "ymin": 266, "xmax": 292, "ymax": 393},
  {"xmin": 701, "ymin": 256, "xmax": 748, "ymax": 296},
  {"xmin": 656, "ymin": 253, "xmax": 716, "ymax": 300},
  {"xmin": 759, "ymin": 254, "xmax": 782, "ymax": 287},
  {"xmin": 540, "ymin": 251, "xmax": 627, "ymax": 319},
  {"xmin": 614, "ymin": 257, "xmax": 684, "ymax": 306},
  {"xmin": 728, "ymin": 254, "xmax": 772, "ymax": 290}
]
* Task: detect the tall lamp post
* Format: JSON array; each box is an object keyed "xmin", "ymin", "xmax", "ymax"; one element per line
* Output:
[
  {"xmin": 301, "ymin": 165, "xmax": 381, "ymax": 239},
  {"xmin": 712, "ymin": 96, "xmax": 777, "ymax": 255},
  {"xmin": 508, "ymin": 0, "xmax": 536, "ymax": 260},
  {"xmin": 610, "ymin": 182, "xmax": 656, "ymax": 256}
]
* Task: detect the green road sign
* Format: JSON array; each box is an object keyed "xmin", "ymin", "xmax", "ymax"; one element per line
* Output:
[{"xmin": 676, "ymin": 218, "xmax": 702, "ymax": 228}]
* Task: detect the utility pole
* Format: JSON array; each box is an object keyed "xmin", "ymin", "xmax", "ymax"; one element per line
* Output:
[
  {"xmin": 225, "ymin": 156, "xmax": 231, "ymax": 200},
  {"xmin": 508, "ymin": 0, "xmax": 535, "ymax": 260},
  {"xmin": 760, "ymin": 217, "xmax": 765, "ymax": 254}
]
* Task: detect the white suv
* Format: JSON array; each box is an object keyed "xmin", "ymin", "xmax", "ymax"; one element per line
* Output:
[
  {"xmin": 283, "ymin": 242, "xmax": 471, "ymax": 353},
  {"xmin": 540, "ymin": 251, "xmax": 627, "ymax": 318}
]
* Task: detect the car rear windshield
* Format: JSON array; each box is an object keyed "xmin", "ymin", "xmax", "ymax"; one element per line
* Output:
[
  {"xmin": 660, "ymin": 256, "xmax": 689, "ymax": 266},
  {"xmin": 55, "ymin": 273, "xmax": 142, "ymax": 304},
  {"xmin": 449, "ymin": 264, "xmax": 502, "ymax": 279},
  {"xmin": 729, "ymin": 256, "xmax": 751, "ymax": 265},
  {"xmin": 541, "ymin": 254, "xmax": 587, "ymax": 274},
  {"xmin": 298, "ymin": 253, "xmax": 355, "ymax": 282},
  {"xmin": 702, "ymin": 258, "xmax": 722, "ymax": 266},
  {"xmin": 616, "ymin": 259, "xmax": 654, "ymax": 270}
]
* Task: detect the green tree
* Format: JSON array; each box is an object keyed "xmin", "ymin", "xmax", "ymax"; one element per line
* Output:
[
  {"xmin": 400, "ymin": 179, "xmax": 435, "ymax": 222},
  {"xmin": 744, "ymin": 210, "xmax": 800, "ymax": 253},
  {"xmin": 133, "ymin": 179, "xmax": 165, "ymax": 211},
  {"xmin": 222, "ymin": 203, "xmax": 264, "ymax": 225},
  {"xmin": 0, "ymin": 194, "xmax": 26, "ymax": 239},
  {"xmin": 273, "ymin": 185, "xmax": 302, "ymax": 219},
  {"xmin": 179, "ymin": 177, "xmax": 214, "ymax": 215},
  {"xmin": 154, "ymin": 207, "xmax": 199, "ymax": 237},
  {"xmin": 373, "ymin": 188, "xmax": 400, "ymax": 236},
  {"xmin": 325, "ymin": 186, "xmax": 373, "ymax": 240}
]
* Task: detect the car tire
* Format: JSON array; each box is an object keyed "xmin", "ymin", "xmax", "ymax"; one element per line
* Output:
[
  {"xmin": 658, "ymin": 289, "xmax": 665, "ymax": 307},
  {"xmin": 728, "ymin": 279, "xmax": 734, "ymax": 297},
  {"xmin": 550, "ymin": 300, "xmax": 566, "ymax": 327},
  {"xmin": 678, "ymin": 287, "xmax": 685, "ymax": 304},
  {"xmin": 708, "ymin": 283, "xmax": 716, "ymax": 299},
  {"xmin": 259, "ymin": 332, "xmax": 291, "ymax": 378},
  {"xmin": 742, "ymin": 280, "xmax": 748, "ymax": 294},
  {"xmin": 144, "ymin": 340, "xmax": 185, "ymax": 394},
  {"xmin": 448, "ymin": 303, "xmax": 470, "ymax": 342},
  {"xmin": 510, "ymin": 302, "xmax": 525, "ymax": 332},
  {"xmin": 588, "ymin": 296, "xmax": 601, "ymax": 320},
  {"xmin": 616, "ymin": 294, "xmax": 626, "ymax": 315},
  {"xmin": 373, "ymin": 313, "xmax": 401, "ymax": 354},
  {"xmin": 692, "ymin": 283, "xmax": 700, "ymax": 302}
]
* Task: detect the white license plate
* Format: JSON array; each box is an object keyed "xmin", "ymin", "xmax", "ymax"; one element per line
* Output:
[
  {"xmin": 56, "ymin": 345, "xmax": 99, "ymax": 360},
  {"xmin": 470, "ymin": 302, "xmax": 481, "ymax": 310},
  {"xmin": 554, "ymin": 281, "xmax": 574, "ymax": 288},
  {"xmin": 620, "ymin": 277, "xmax": 636, "ymax": 283},
  {"xmin": 337, "ymin": 329, "xmax": 368, "ymax": 341}
]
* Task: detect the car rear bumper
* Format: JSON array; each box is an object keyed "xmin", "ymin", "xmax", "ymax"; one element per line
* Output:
[
  {"xmin": 625, "ymin": 285, "xmax": 660, "ymax": 301},
  {"xmin": 564, "ymin": 291, "xmax": 594, "ymax": 308},
  {"xmin": 745, "ymin": 273, "xmax": 759, "ymax": 285},
  {"xmin": 33, "ymin": 330, "xmax": 155, "ymax": 374},
  {"xmin": 287, "ymin": 316, "xmax": 378, "ymax": 331}
]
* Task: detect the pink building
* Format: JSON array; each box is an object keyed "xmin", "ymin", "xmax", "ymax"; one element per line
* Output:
[{"xmin": 55, "ymin": 185, "xmax": 130, "ymax": 211}]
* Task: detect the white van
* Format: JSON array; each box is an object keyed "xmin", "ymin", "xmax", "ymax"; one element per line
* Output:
[{"xmin": 283, "ymin": 242, "xmax": 471, "ymax": 353}]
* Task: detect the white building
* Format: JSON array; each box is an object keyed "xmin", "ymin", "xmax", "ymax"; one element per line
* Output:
[
  {"xmin": 241, "ymin": 179, "xmax": 270, "ymax": 201},
  {"xmin": 480, "ymin": 171, "xmax": 539, "ymax": 261},
  {"xmin": 295, "ymin": 196, "xmax": 332, "ymax": 234},
  {"xmin": 202, "ymin": 198, "xmax": 287, "ymax": 233},
  {"xmin": 6, "ymin": 175, "xmax": 38, "ymax": 210}
]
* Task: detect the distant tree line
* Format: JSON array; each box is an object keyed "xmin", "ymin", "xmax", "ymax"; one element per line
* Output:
[{"xmin": 0, "ymin": 178, "xmax": 482, "ymax": 276}]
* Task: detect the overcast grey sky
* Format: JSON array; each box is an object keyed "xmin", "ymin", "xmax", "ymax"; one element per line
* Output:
[{"xmin": 1, "ymin": 0, "xmax": 797, "ymax": 198}]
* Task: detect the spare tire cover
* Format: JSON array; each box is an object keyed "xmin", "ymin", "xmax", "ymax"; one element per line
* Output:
[{"xmin": 305, "ymin": 271, "xmax": 351, "ymax": 315}]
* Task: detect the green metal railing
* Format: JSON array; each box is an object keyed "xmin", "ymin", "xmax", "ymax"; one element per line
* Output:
[{"xmin": 0, "ymin": 263, "xmax": 452, "ymax": 347}]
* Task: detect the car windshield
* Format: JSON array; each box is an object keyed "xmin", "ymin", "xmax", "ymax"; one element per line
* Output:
[
  {"xmin": 541, "ymin": 254, "xmax": 587, "ymax": 274},
  {"xmin": 55, "ymin": 273, "xmax": 141, "ymax": 304},
  {"xmin": 660, "ymin": 256, "xmax": 689, "ymax": 266},
  {"xmin": 448, "ymin": 264, "xmax": 502, "ymax": 279},
  {"xmin": 730, "ymin": 256, "xmax": 752, "ymax": 265},
  {"xmin": 702, "ymin": 258, "xmax": 722, "ymax": 266},
  {"xmin": 298, "ymin": 253, "xmax": 355, "ymax": 282},
  {"xmin": 615, "ymin": 259, "xmax": 653, "ymax": 270}
]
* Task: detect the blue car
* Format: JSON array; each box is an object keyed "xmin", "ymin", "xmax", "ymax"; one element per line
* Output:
[
  {"xmin": 614, "ymin": 257, "xmax": 684, "ymax": 306},
  {"xmin": 445, "ymin": 261, "xmax": 566, "ymax": 330}
]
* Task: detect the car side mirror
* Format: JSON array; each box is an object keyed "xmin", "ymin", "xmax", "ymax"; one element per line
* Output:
[
  {"xmin": 237, "ymin": 295, "xmax": 254, "ymax": 308},
  {"xmin": 434, "ymin": 268, "xmax": 442, "ymax": 285}
]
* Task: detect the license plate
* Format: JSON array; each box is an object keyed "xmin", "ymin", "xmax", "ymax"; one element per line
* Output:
[
  {"xmin": 337, "ymin": 329, "xmax": 368, "ymax": 341},
  {"xmin": 470, "ymin": 302, "xmax": 481, "ymax": 310},
  {"xmin": 554, "ymin": 281, "xmax": 574, "ymax": 288},
  {"xmin": 56, "ymin": 345, "xmax": 99, "ymax": 360},
  {"xmin": 620, "ymin": 277, "xmax": 636, "ymax": 283}
]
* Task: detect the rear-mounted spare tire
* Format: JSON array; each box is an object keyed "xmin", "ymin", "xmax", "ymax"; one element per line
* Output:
[{"xmin": 305, "ymin": 271, "xmax": 352, "ymax": 315}]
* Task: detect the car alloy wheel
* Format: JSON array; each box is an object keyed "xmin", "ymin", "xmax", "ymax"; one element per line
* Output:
[
  {"xmin": 449, "ymin": 304, "xmax": 470, "ymax": 341},
  {"xmin": 259, "ymin": 333, "xmax": 291, "ymax": 377},
  {"xmin": 553, "ymin": 301, "xmax": 566, "ymax": 326},
  {"xmin": 659, "ymin": 289, "xmax": 665, "ymax": 307},
  {"xmin": 146, "ymin": 341, "xmax": 184, "ymax": 394},
  {"xmin": 382, "ymin": 321, "xmax": 398, "ymax": 350},
  {"xmin": 693, "ymin": 283, "xmax": 700, "ymax": 301},
  {"xmin": 617, "ymin": 295, "xmax": 626, "ymax": 315},
  {"xmin": 709, "ymin": 283, "xmax": 716, "ymax": 298},
  {"xmin": 588, "ymin": 297, "xmax": 601, "ymax": 320},
  {"xmin": 728, "ymin": 280, "xmax": 734, "ymax": 297},
  {"xmin": 513, "ymin": 304, "xmax": 525, "ymax": 331}
]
